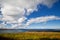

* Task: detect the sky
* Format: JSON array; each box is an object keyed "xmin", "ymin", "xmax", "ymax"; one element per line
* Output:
[{"xmin": 0, "ymin": 0, "xmax": 60, "ymax": 29}]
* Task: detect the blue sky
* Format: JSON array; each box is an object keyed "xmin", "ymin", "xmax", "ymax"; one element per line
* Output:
[
  {"xmin": 0, "ymin": 0, "xmax": 60, "ymax": 29},
  {"xmin": 27, "ymin": 0, "xmax": 60, "ymax": 18},
  {"xmin": 26, "ymin": 0, "xmax": 60, "ymax": 29}
]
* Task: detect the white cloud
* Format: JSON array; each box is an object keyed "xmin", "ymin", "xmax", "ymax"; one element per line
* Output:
[
  {"xmin": 1, "ymin": 0, "xmax": 58, "ymax": 16},
  {"xmin": 18, "ymin": 17, "xmax": 27, "ymax": 23},
  {"xmin": 0, "ymin": 24, "xmax": 6, "ymax": 29},
  {"xmin": 26, "ymin": 16, "xmax": 60, "ymax": 26},
  {"xmin": 42, "ymin": 0, "xmax": 58, "ymax": 8},
  {"xmin": 0, "ymin": 0, "xmax": 59, "ymax": 29},
  {"xmin": 10, "ymin": 17, "xmax": 27, "ymax": 29}
]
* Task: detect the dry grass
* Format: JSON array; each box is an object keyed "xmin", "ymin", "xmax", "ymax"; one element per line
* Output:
[{"xmin": 0, "ymin": 32, "xmax": 60, "ymax": 40}]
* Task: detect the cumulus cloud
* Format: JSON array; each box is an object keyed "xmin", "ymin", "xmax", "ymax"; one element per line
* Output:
[
  {"xmin": 2, "ymin": 0, "xmax": 58, "ymax": 16},
  {"xmin": 0, "ymin": 0, "xmax": 59, "ymax": 29},
  {"xmin": 26, "ymin": 16, "xmax": 60, "ymax": 26}
]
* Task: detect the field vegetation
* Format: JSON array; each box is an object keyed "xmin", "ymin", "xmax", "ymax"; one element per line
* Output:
[{"xmin": 0, "ymin": 32, "xmax": 60, "ymax": 40}]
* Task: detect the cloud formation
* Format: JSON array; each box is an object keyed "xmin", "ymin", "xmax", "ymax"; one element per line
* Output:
[
  {"xmin": 0, "ymin": 0, "xmax": 59, "ymax": 29},
  {"xmin": 26, "ymin": 16, "xmax": 60, "ymax": 26}
]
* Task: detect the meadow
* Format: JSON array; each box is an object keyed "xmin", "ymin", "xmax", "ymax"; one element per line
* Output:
[{"xmin": 0, "ymin": 32, "xmax": 60, "ymax": 40}]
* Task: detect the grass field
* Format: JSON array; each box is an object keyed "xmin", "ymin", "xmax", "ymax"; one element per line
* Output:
[{"xmin": 0, "ymin": 32, "xmax": 60, "ymax": 40}]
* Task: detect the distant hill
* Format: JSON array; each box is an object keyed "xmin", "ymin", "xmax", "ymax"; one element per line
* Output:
[{"xmin": 0, "ymin": 29, "xmax": 60, "ymax": 33}]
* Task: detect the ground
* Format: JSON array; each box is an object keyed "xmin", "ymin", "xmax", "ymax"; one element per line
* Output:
[{"xmin": 0, "ymin": 32, "xmax": 60, "ymax": 40}]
